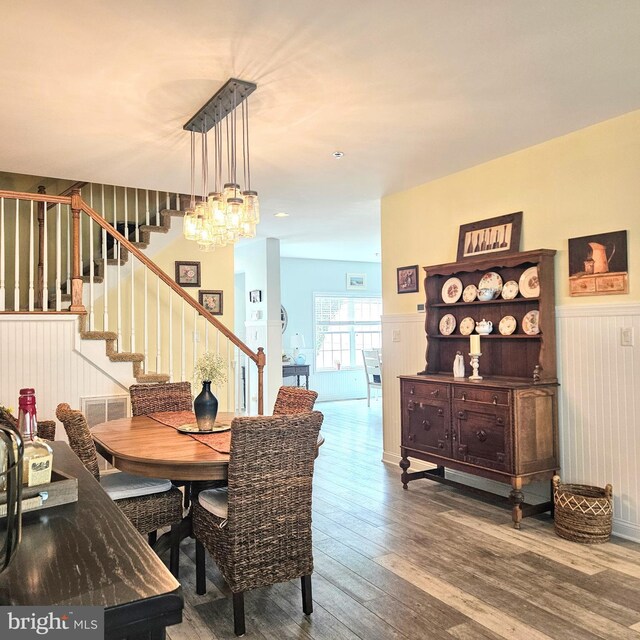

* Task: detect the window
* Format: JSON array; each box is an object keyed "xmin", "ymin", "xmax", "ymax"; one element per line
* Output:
[{"xmin": 314, "ymin": 294, "xmax": 382, "ymax": 370}]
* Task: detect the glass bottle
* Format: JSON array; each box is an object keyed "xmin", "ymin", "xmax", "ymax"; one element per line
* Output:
[{"xmin": 17, "ymin": 388, "xmax": 53, "ymax": 487}]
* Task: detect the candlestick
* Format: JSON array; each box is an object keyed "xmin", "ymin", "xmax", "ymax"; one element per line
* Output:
[
  {"xmin": 470, "ymin": 334, "xmax": 481, "ymax": 355},
  {"xmin": 468, "ymin": 352, "xmax": 483, "ymax": 380}
]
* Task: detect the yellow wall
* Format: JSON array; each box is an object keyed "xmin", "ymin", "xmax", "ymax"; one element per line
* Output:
[{"xmin": 382, "ymin": 109, "xmax": 640, "ymax": 312}]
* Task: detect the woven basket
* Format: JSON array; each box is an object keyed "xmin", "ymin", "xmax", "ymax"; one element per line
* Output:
[{"xmin": 553, "ymin": 475, "xmax": 612, "ymax": 544}]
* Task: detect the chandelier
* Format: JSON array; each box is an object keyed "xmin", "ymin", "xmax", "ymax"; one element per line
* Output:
[{"xmin": 182, "ymin": 78, "xmax": 259, "ymax": 250}]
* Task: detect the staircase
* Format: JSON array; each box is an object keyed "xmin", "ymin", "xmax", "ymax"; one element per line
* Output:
[{"xmin": 0, "ymin": 185, "xmax": 266, "ymax": 414}]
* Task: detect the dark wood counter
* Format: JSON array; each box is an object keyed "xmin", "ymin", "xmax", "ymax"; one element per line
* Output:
[{"xmin": 0, "ymin": 441, "xmax": 183, "ymax": 639}]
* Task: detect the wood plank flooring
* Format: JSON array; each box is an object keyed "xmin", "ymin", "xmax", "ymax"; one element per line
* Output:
[{"xmin": 166, "ymin": 399, "xmax": 640, "ymax": 640}]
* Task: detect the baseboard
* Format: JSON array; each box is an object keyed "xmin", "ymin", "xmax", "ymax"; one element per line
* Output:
[{"xmin": 611, "ymin": 520, "xmax": 640, "ymax": 543}]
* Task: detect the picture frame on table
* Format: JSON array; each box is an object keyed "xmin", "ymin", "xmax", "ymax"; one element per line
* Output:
[
  {"xmin": 397, "ymin": 265, "xmax": 419, "ymax": 294},
  {"xmin": 199, "ymin": 290, "xmax": 223, "ymax": 315},
  {"xmin": 346, "ymin": 273, "xmax": 366, "ymax": 290},
  {"xmin": 174, "ymin": 261, "xmax": 201, "ymax": 287},
  {"xmin": 456, "ymin": 211, "xmax": 523, "ymax": 261}
]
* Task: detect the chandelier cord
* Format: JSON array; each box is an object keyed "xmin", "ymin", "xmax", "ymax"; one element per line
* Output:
[{"xmin": 190, "ymin": 131, "xmax": 196, "ymax": 209}]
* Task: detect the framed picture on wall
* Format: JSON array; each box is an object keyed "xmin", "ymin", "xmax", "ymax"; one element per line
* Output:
[
  {"xmin": 456, "ymin": 212, "xmax": 522, "ymax": 261},
  {"xmin": 249, "ymin": 289, "xmax": 262, "ymax": 303},
  {"xmin": 568, "ymin": 229, "xmax": 628, "ymax": 296},
  {"xmin": 346, "ymin": 273, "xmax": 366, "ymax": 290},
  {"xmin": 174, "ymin": 261, "xmax": 201, "ymax": 287},
  {"xmin": 199, "ymin": 290, "xmax": 223, "ymax": 315},
  {"xmin": 397, "ymin": 265, "xmax": 419, "ymax": 293}
]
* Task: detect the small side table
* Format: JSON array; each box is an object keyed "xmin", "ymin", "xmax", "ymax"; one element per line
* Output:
[{"xmin": 282, "ymin": 364, "xmax": 310, "ymax": 389}]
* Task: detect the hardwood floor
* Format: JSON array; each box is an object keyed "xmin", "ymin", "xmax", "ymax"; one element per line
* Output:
[{"xmin": 167, "ymin": 399, "xmax": 640, "ymax": 640}]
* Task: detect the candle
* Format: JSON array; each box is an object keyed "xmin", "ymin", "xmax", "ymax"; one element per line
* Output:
[{"xmin": 470, "ymin": 334, "xmax": 481, "ymax": 355}]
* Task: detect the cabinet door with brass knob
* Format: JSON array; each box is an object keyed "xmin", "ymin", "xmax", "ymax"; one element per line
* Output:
[
  {"xmin": 401, "ymin": 396, "xmax": 451, "ymax": 457},
  {"xmin": 451, "ymin": 399, "xmax": 512, "ymax": 472}
]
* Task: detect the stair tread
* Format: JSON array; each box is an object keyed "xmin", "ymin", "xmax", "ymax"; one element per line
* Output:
[
  {"xmin": 136, "ymin": 373, "xmax": 171, "ymax": 383},
  {"xmin": 81, "ymin": 331, "xmax": 118, "ymax": 340},
  {"xmin": 139, "ymin": 224, "xmax": 169, "ymax": 234},
  {"xmin": 109, "ymin": 352, "xmax": 145, "ymax": 362}
]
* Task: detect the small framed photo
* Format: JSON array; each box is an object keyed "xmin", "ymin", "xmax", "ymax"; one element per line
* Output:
[
  {"xmin": 175, "ymin": 261, "xmax": 201, "ymax": 287},
  {"xmin": 346, "ymin": 273, "xmax": 366, "ymax": 290},
  {"xmin": 397, "ymin": 265, "xmax": 419, "ymax": 294},
  {"xmin": 249, "ymin": 289, "xmax": 262, "ymax": 303},
  {"xmin": 457, "ymin": 211, "xmax": 522, "ymax": 261},
  {"xmin": 199, "ymin": 290, "xmax": 223, "ymax": 315}
]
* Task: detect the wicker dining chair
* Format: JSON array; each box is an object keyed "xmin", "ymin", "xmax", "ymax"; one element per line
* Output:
[
  {"xmin": 193, "ymin": 411, "xmax": 323, "ymax": 636},
  {"xmin": 129, "ymin": 381, "xmax": 195, "ymax": 508},
  {"xmin": 272, "ymin": 386, "xmax": 318, "ymax": 415},
  {"xmin": 55, "ymin": 403, "xmax": 183, "ymax": 576},
  {"xmin": 129, "ymin": 381, "xmax": 193, "ymax": 416},
  {"xmin": 0, "ymin": 406, "xmax": 56, "ymax": 441}
]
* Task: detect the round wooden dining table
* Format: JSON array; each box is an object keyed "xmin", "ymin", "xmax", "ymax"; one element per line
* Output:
[
  {"xmin": 92, "ymin": 412, "xmax": 325, "ymax": 482},
  {"xmin": 92, "ymin": 413, "xmax": 235, "ymax": 482}
]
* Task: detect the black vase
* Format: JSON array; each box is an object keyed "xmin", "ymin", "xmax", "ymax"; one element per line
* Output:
[{"xmin": 194, "ymin": 381, "xmax": 219, "ymax": 431}]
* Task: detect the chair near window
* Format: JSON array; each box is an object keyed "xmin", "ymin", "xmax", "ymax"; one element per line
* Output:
[
  {"xmin": 193, "ymin": 411, "xmax": 324, "ymax": 636},
  {"xmin": 272, "ymin": 386, "xmax": 318, "ymax": 415},
  {"xmin": 129, "ymin": 382, "xmax": 193, "ymax": 416},
  {"xmin": 55, "ymin": 403, "xmax": 183, "ymax": 576},
  {"xmin": 362, "ymin": 348, "xmax": 382, "ymax": 407}
]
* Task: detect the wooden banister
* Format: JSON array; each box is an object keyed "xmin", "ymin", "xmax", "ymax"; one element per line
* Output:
[{"xmin": 0, "ymin": 190, "xmax": 72, "ymax": 205}]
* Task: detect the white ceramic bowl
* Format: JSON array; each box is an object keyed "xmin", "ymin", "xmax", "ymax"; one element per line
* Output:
[{"xmin": 477, "ymin": 287, "xmax": 498, "ymax": 301}]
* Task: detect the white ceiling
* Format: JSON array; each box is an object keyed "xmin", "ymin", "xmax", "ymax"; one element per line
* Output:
[{"xmin": 1, "ymin": 1, "xmax": 639, "ymax": 262}]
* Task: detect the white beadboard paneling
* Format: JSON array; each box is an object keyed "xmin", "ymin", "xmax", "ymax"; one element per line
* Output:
[
  {"xmin": 557, "ymin": 303, "xmax": 640, "ymax": 541},
  {"xmin": 0, "ymin": 315, "xmax": 127, "ymax": 432},
  {"xmin": 381, "ymin": 313, "xmax": 426, "ymax": 462}
]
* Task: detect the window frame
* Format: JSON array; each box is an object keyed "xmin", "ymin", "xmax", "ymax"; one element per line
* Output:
[{"xmin": 313, "ymin": 292, "xmax": 382, "ymax": 372}]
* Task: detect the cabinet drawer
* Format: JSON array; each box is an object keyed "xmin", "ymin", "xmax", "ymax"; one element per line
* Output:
[
  {"xmin": 453, "ymin": 387, "xmax": 510, "ymax": 406},
  {"xmin": 402, "ymin": 380, "xmax": 449, "ymax": 401}
]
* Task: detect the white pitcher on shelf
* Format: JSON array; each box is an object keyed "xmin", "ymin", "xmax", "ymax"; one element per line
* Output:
[{"xmin": 453, "ymin": 352, "xmax": 465, "ymax": 378}]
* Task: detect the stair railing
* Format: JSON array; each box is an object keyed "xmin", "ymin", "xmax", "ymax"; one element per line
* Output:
[{"xmin": 0, "ymin": 188, "xmax": 265, "ymax": 415}]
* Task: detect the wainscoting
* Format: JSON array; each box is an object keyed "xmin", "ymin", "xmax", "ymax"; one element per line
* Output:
[
  {"xmin": 557, "ymin": 303, "xmax": 640, "ymax": 541},
  {"xmin": 0, "ymin": 314, "xmax": 127, "ymax": 427},
  {"xmin": 382, "ymin": 306, "xmax": 640, "ymax": 542}
]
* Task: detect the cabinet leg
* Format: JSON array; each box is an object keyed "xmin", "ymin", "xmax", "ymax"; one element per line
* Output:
[
  {"xmin": 399, "ymin": 456, "xmax": 411, "ymax": 489},
  {"xmin": 509, "ymin": 477, "xmax": 524, "ymax": 529}
]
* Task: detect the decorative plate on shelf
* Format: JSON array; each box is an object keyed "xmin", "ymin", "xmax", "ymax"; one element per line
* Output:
[
  {"xmin": 177, "ymin": 423, "xmax": 231, "ymax": 434},
  {"xmin": 441, "ymin": 277, "xmax": 463, "ymax": 303},
  {"xmin": 439, "ymin": 313, "xmax": 456, "ymax": 335},
  {"xmin": 498, "ymin": 315, "xmax": 517, "ymax": 335},
  {"xmin": 462, "ymin": 284, "xmax": 478, "ymax": 303},
  {"xmin": 478, "ymin": 271, "xmax": 503, "ymax": 294},
  {"xmin": 501, "ymin": 280, "xmax": 519, "ymax": 300},
  {"xmin": 522, "ymin": 310, "xmax": 540, "ymax": 335},
  {"xmin": 519, "ymin": 267, "xmax": 540, "ymax": 298},
  {"xmin": 459, "ymin": 317, "xmax": 475, "ymax": 336}
]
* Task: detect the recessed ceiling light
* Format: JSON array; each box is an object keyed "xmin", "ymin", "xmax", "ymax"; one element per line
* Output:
[
  {"xmin": 274, "ymin": 212, "xmax": 289, "ymax": 218},
  {"xmin": 332, "ymin": 151, "xmax": 344, "ymax": 159}
]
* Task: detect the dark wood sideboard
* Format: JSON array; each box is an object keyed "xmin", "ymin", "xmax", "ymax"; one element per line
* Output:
[
  {"xmin": 0, "ymin": 441, "xmax": 183, "ymax": 639},
  {"xmin": 399, "ymin": 249, "xmax": 559, "ymax": 528}
]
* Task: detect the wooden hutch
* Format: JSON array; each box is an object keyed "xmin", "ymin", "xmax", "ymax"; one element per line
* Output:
[{"xmin": 399, "ymin": 249, "xmax": 559, "ymax": 528}]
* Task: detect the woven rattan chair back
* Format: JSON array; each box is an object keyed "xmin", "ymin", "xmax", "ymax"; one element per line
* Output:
[
  {"xmin": 55, "ymin": 403, "xmax": 101, "ymax": 481},
  {"xmin": 195, "ymin": 411, "xmax": 323, "ymax": 594},
  {"xmin": 272, "ymin": 386, "xmax": 318, "ymax": 415},
  {"xmin": 129, "ymin": 382, "xmax": 193, "ymax": 416},
  {"xmin": 0, "ymin": 406, "xmax": 56, "ymax": 441}
]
